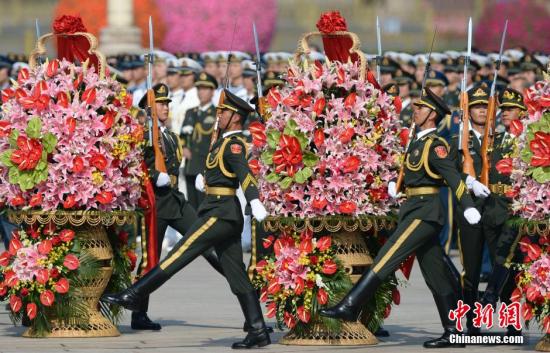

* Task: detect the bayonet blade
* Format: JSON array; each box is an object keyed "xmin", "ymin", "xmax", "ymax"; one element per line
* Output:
[
  {"xmin": 147, "ymin": 16, "xmax": 154, "ymax": 90},
  {"xmin": 253, "ymin": 22, "xmax": 263, "ymax": 98},
  {"xmin": 376, "ymin": 16, "xmax": 382, "ymax": 82},
  {"xmin": 490, "ymin": 20, "xmax": 508, "ymax": 96},
  {"xmin": 421, "ymin": 28, "xmax": 437, "ymax": 90}
]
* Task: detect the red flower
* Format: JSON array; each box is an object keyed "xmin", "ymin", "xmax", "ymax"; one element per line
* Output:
[
  {"xmin": 56, "ymin": 91, "xmax": 69, "ymax": 108},
  {"xmin": 8, "ymin": 237, "xmax": 23, "ymax": 256},
  {"xmin": 256, "ymin": 259, "xmax": 268, "ymax": 274},
  {"xmin": 316, "ymin": 11, "xmax": 348, "ymax": 34},
  {"xmin": 262, "ymin": 235, "xmax": 275, "ymax": 249},
  {"xmin": 10, "ymin": 195, "xmax": 25, "ymax": 207},
  {"xmin": 529, "ymin": 131, "xmax": 550, "ymax": 167},
  {"xmin": 35, "ymin": 268, "xmax": 50, "ymax": 284},
  {"xmin": 50, "ymin": 268, "xmax": 60, "ymax": 279},
  {"xmin": 90, "ymin": 153, "xmax": 108, "ymax": 170},
  {"xmin": 282, "ymin": 92, "xmax": 300, "ymax": 107},
  {"xmin": 40, "ymin": 290, "xmax": 55, "ymax": 307},
  {"xmin": 96, "ymin": 191, "xmax": 114, "ymax": 205},
  {"xmin": 272, "ymin": 135, "xmax": 303, "ymax": 177},
  {"xmin": 266, "ymin": 302, "xmax": 277, "ymax": 318},
  {"xmin": 283, "ymin": 311, "xmax": 296, "ymax": 328},
  {"xmin": 314, "ymin": 128, "xmax": 325, "ymax": 148},
  {"xmin": 322, "ymin": 259, "xmax": 338, "ymax": 275},
  {"xmin": 18, "ymin": 84, "xmax": 50, "ymax": 111},
  {"xmin": 102, "ymin": 110, "xmax": 116, "ymax": 130},
  {"xmin": 522, "ymin": 302, "xmax": 533, "ymax": 321},
  {"xmin": 63, "ymin": 195, "xmax": 77, "ymax": 209},
  {"xmin": 496, "ymin": 158, "xmax": 513, "ymax": 176},
  {"xmin": 72, "ymin": 156, "xmax": 84, "ymax": 173},
  {"xmin": 344, "ymin": 92, "xmax": 357, "ymax": 109},
  {"xmin": 248, "ymin": 121, "xmax": 266, "ymax": 148},
  {"xmin": 66, "ymin": 117, "xmax": 76, "ymax": 135},
  {"xmin": 10, "ymin": 136, "xmax": 43, "ymax": 171},
  {"xmin": 29, "ymin": 193, "xmax": 43, "ymax": 207},
  {"xmin": 317, "ymin": 287, "xmax": 328, "ymax": 305},
  {"xmin": 59, "ymin": 229, "xmax": 75, "ymax": 243},
  {"xmin": 10, "ymin": 295, "xmax": 22, "ymax": 312},
  {"xmin": 26, "ymin": 303, "xmax": 37, "ymax": 320},
  {"xmin": 43, "ymin": 220, "xmax": 56, "ymax": 236},
  {"xmin": 54, "ymin": 278, "xmax": 70, "ymax": 294},
  {"xmin": 259, "ymin": 288, "xmax": 268, "ymax": 303},
  {"xmin": 248, "ymin": 159, "xmax": 261, "ymax": 175},
  {"xmin": 544, "ymin": 316, "xmax": 550, "ymax": 334},
  {"xmin": 299, "ymin": 239, "xmax": 313, "ymax": 254},
  {"xmin": 126, "ymin": 250, "xmax": 137, "ymax": 271},
  {"xmin": 0, "ymin": 251, "xmax": 11, "ymax": 266},
  {"xmin": 37, "ymin": 239, "xmax": 53, "ymax": 255},
  {"xmin": 46, "ymin": 59, "xmax": 60, "ymax": 78},
  {"xmin": 20, "ymin": 288, "xmax": 29, "ymax": 296},
  {"xmin": 63, "ymin": 254, "xmax": 80, "ymax": 270},
  {"xmin": 392, "ymin": 288, "xmax": 401, "ymax": 305},
  {"xmin": 4, "ymin": 270, "xmax": 18, "ymax": 288},
  {"xmin": 81, "ymin": 88, "xmax": 97, "ymax": 105},
  {"xmin": 316, "ymin": 236, "xmax": 331, "ymax": 252},
  {"xmin": 297, "ymin": 305, "xmax": 311, "ymax": 323},
  {"xmin": 17, "ymin": 68, "xmax": 29, "ymax": 84},
  {"xmin": 338, "ymin": 201, "xmax": 357, "ymax": 214},
  {"xmin": 509, "ymin": 119, "xmax": 523, "ymax": 137},
  {"xmin": 339, "ymin": 127, "xmax": 355, "ymax": 144},
  {"xmin": 311, "ymin": 197, "xmax": 328, "ymax": 210},
  {"xmin": 384, "ymin": 304, "xmax": 392, "ymax": 318},
  {"xmin": 267, "ymin": 280, "xmax": 281, "ymax": 295},
  {"xmin": 267, "ymin": 88, "xmax": 282, "ymax": 109},
  {"xmin": 53, "ymin": 15, "xmax": 87, "ymax": 34},
  {"xmin": 342, "ymin": 155, "xmax": 360, "ymax": 173},
  {"xmin": 399, "ymin": 128, "xmax": 410, "ymax": 147},
  {"xmin": 295, "ymin": 277, "xmax": 304, "ymax": 295},
  {"xmin": 520, "ymin": 240, "xmax": 541, "ymax": 262},
  {"xmin": 313, "ymin": 97, "xmax": 326, "ymax": 116},
  {"xmin": 0, "ymin": 285, "xmax": 7, "ymax": 297},
  {"xmin": 0, "ymin": 121, "xmax": 11, "ymax": 138}
]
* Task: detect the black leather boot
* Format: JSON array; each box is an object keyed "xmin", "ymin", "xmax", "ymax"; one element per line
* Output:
[
  {"xmin": 480, "ymin": 264, "xmax": 510, "ymax": 308},
  {"xmin": 131, "ymin": 311, "xmax": 162, "ymax": 330},
  {"xmin": 319, "ymin": 270, "xmax": 380, "ymax": 321},
  {"xmin": 423, "ymin": 294, "xmax": 466, "ymax": 348},
  {"xmin": 463, "ymin": 289, "xmax": 480, "ymax": 335},
  {"xmin": 243, "ymin": 321, "xmax": 273, "ymax": 334},
  {"xmin": 232, "ymin": 291, "xmax": 271, "ymax": 349},
  {"xmin": 101, "ymin": 267, "xmax": 170, "ymax": 311}
]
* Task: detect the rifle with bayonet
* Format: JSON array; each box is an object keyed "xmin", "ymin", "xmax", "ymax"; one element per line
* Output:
[
  {"xmin": 395, "ymin": 29, "xmax": 437, "ymax": 193},
  {"xmin": 459, "ymin": 17, "xmax": 476, "ymax": 177},
  {"xmin": 253, "ymin": 22, "xmax": 267, "ymax": 121},
  {"xmin": 146, "ymin": 16, "xmax": 167, "ymax": 173},
  {"xmin": 480, "ymin": 20, "xmax": 508, "ymax": 186},
  {"xmin": 376, "ymin": 16, "xmax": 382, "ymax": 83}
]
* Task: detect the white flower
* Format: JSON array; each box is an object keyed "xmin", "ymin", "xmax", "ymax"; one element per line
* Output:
[{"xmin": 315, "ymin": 274, "xmax": 326, "ymax": 288}]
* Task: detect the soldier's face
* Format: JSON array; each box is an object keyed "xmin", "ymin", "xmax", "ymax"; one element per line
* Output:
[
  {"xmin": 155, "ymin": 102, "xmax": 169, "ymax": 122},
  {"xmin": 0, "ymin": 67, "xmax": 9, "ymax": 82},
  {"xmin": 154, "ymin": 62, "xmax": 168, "ymax": 80},
  {"xmin": 229, "ymin": 62, "xmax": 243, "ymax": 79},
  {"xmin": 204, "ymin": 62, "xmax": 217, "ymax": 77},
  {"xmin": 501, "ymin": 107, "xmax": 522, "ymax": 128},
  {"xmin": 469, "ymin": 104, "xmax": 487, "ymax": 126},
  {"xmin": 398, "ymin": 83, "xmax": 409, "ymax": 98},
  {"xmin": 380, "ymin": 72, "xmax": 392, "ymax": 85},
  {"xmin": 218, "ymin": 109, "xmax": 241, "ymax": 130},
  {"xmin": 197, "ymin": 87, "xmax": 214, "ymax": 105},
  {"xmin": 427, "ymin": 84, "xmax": 445, "ymax": 97},
  {"xmin": 180, "ymin": 74, "xmax": 195, "ymax": 90},
  {"xmin": 523, "ymin": 70, "xmax": 536, "ymax": 84},
  {"xmin": 413, "ymin": 106, "xmax": 432, "ymax": 125},
  {"xmin": 166, "ymin": 73, "xmax": 180, "ymax": 90}
]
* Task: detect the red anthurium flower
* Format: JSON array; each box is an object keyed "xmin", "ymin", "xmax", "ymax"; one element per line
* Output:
[
  {"xmin": 96, "ymin": 191, "xmax": 114, "ymax": 205},
  {"xmin": 8, "ymin": 237, "xmax": 23, "ymax": 255},
  {"xmin": 0, "ymin": 251, "xmax": 11, "ymax": 266},
  {"xmin": 256, "ymin": 259, "xmax": 268, "ymax": 274},
  {"xmin": 393, "ymin": 96, "xmax": 402, "ymax": 114},
  {"xmin": 10, "ymin": 195, "xmax": 25, "ymax": 207},
  {"xmin": 342, "ymin": 155, "xmax": 361, "ymax": 173},
  {"xmin": 295, "ymin": 277, "xmax": 305, "ymax": 295},
  {"xmin": 311, "ymin": 197, "xmax": 328, "ymax": 210},
  {"xmin": 339, "ymin": 127, "xmax": 355, "ymax": 144},
  {"xmin": 10, "ymin": 295, "xmax": 22, "ymax": 312},
  {"xmin": 262, "ymin": 235, "xmax": 275, "ymax": 249},
  {"xmin": 392, "ymin": 288, "xmax": 401, "ymax": 305},
  {"xmin": 337, "ymin": 67, "xmax": 346, "ymax": 84},
  {"xmin": 338, "ymin": 201, "xmax": 357, "ymax": 214},
  {"xmin": 40, "ymin": 290, "xmax": 55, "ymax": 307},
  {"xmin": 17, "ymin": 68, "xmax": 29, "ymax": 84},
  {"xmin": 522, "ymin": 302, "xmax": 533, "ymax": 321},
  {"xmin": 316, "ymin": 236, "xmax": 331, "ymax": 251},
  {"xmin": 297, "ymin": 305, "xmax": 311, "ymax": 323},
  {"xmin": 59, "ymin": 229, "xmax": 75, "ymax": 243},
  {"xmin": 529, "ymin": 131, "xmax": 550, "ymax": 167},
  {"xmin": 90, "ymin": 153, "xmax": 108, "ymax": 170},
  {"xmin": 283, "ymin": 92, "xmax": 300, "ymax": 107},
  {"xmin": 72, "ymin": 156, "xmax": 84, "ymax": 173},
  {"xmin": 317, "ymin": 287, "xmax": 329, "ymax": 305},
  {"xmin": 126, "ymin": 250, "xmax": 137, "ymax": 271},
  {"xmin": 313, "ymin": 97, "xmax": 326, "ymax": 116},
  {"xmin": 283, "ymin": 311, "xmax": 296, "ymax": 328},
  {"xmin": 26, "ymin": 303, "xmax": 37, "ymax": 320},
  {"xmin": 63, "ymin": 254, "xmax": 80, "ymax": 270},
  {"xmin": 50, "ymin": 268, "xmax": 60, "ymax": 279},
  {"xmin": 56, "ymin": 91, "xmax": 69, "ymax": 108},
  {"xmin": 496, "ymin": 158, "xmax": 513, "ymax": 176},
  {"xmin": 299, "ymin": 95, "xmax": 313, "ymax": 108},
  {"xmin": 248, "ymin": 159, "xmax": 261, "ymax": 175},
  {"xmin": 81, "ymin": 87, "xmax": 96, "ymax": 105},
  {"xmin": 63, "ymin": 195, "xmax": 77, "ymax": 209},
  {"xmin": 384, "ymin": 304, "xmax": 392, "ymax": 318},
  {"xmin": 266, "ymin": 302, "xmax": 277, "ymax": 318},
  {"xmin": 1, "ymin": 88, "xmax": 14, "ymax": 103},
  {"xmin": 4, "ymin": 270, "xmax": 18, "ymax": 287},
  {"xmin": 73, "ymin": 73, "xmax": 83, "ymax": 89},
  {"xmin": 267, "ymin": 280, "xmax": 280, "ymax": 295},
  {"xmin": 510, "ymin": 287, "xmax": 522, "ymax": 302},
  {"xmin": 38, "ymin": 239, "xmax": 53, "ymax": 255},
  {"xmin": 399, "ymin": 128, "xmax": 410, "ymax": 147},
  {"xmin": 272, "ymin": 135, "xmax": 303, "ymax": 176},
  {"xmin": 46, "ymin": 59, "xmax": 60, "ymax": 78},
  {"xmin": 299, "ymin": 239, "xmax": 313, "ymax": 253},
  {"xmin": 313, "ymin": 61, "xmax": 323, "ymax": 78},
  {"xmin": 10, "ymin": 136, "xmax": 43, "ymax": 171},
  {"xmin": 314, "ymin": 128, "xmax": 325, "ymax": 148},
  {"xmin": 267, "ymin": 88, "xmax": 282, "ymax": 109},
  {"xmin": 66, "ymin": 117, "xmax": 76, "ymax": 135},
  {"xmin": 509, "ymin": 119, "xmax": 523, "ymax": 137},
  {"xmin": 260, "ymin": 288, "xmax": 268, "ymax": 303},
  {"xmin": 35, "ymin": 268, "xmax": 50, "ymax": 284},
  {"xmin": 248, "ymin": 121, "xmax": 266, "ymax": 147},
  {"xmin": 102, "ymin": 110, "xmax": 116, "ymax": 130},
  {"xmin": 322, "ymin": 259, "xmax": 338, "ymax": 275},
  {"xmin": 29, "ymin": 193, "xmax": 43, "ymax": 207},
  {"xmin": 344, "ymin": 92, "xmax": 357, "ymax": 109},
  {"xmin": 543, "ymin": 316, "xmax": 550, "ymax": 334},
  {"xmin": 0, "ymin": 121, "xmax": 11, "ymax": 137}
]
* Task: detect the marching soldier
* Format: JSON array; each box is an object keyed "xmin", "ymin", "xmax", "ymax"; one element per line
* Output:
[
  {"xmin": 479, "ymin": 88, "xmax": 527, "ymax": 337},
  {"xmin": 131, "ymin": 83, "xmax": 224, "ymax": 330},
  {"xmin": 103, "ymin": 89, "xmax": 271, "ymax": 349},
  {"xmin": 321, "ymin": 88, "xmax": 487, "ymax": 348},
  {"xmin": 180, "ymin": 72, "xmax": 218, "ymax": 210}
]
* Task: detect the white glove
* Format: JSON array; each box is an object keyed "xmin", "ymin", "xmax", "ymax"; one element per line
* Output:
[
  {"xmin": 156, "ymin": 172, "xmax": 171, "ymax": 187},
  {"xmin": 463, "ymin": 207, "xmax": 481, "ymax": 225},
  {"xmin": 466, "ymin": 175, "xmax": 490, "ymax": 198},
  {"xmin": 195, "ymin": 174, "xmax": 205, "ymax": 192},
  {"xmin": 250, "ymin": 199, "xmax": 268, "ymax": 222},
  {"xmin": 388, "ymin": 181, "xmax": 398, "ymax": 199},
  {"xmin": 181, "ymin": 125, "xmax": 194, "ymax": 135}
]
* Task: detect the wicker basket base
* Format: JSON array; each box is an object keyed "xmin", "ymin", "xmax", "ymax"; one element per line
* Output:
[
  {"xmin": 536, "ymin": 334, "xmax": 550, "ymax": 352},
  {"xmin": 280, "ymin": 321, "xmax": 378, "ymax": 346},
  {"xmin": 22, "ymin": 311, "xmax": 120, "ymax": 338}
]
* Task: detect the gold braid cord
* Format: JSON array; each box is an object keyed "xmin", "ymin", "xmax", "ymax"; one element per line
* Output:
[
  {"xmin": 29, "ymin": 32, "xmax": 106, "ymax": 79},
  {"xmin": 7, "ymin": 210, "xmax": 137, "ymax": 227},
  {"xmin": 293, "ymin": 31, "xmax": 368, "ymax": 80},
  {"xmin": 519, "ymin": 220, "xmax": 550, "ymax": 237},
  {"xmin": 263, "ymin": 216, "xmax": 396, "ymax": 234}
]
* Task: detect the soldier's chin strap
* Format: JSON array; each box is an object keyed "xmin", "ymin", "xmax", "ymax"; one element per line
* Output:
[
  {"xmin": 417, "ymin": 108, "xmax": 435, "ymax": 130},
  {"xmin": 218, "ymin": 111, "xmax": 237, "ymax": 138}
]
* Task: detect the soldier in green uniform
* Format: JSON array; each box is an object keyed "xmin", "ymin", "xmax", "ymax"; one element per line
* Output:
[
  {"xmin": 448, "ymin": 82, "xmax": 507, "ymax": 335},
  {"xmin": 443, "ymin": 58, "xmax": 461, "ymax": 111},
  {"xmin": 321, "ymin": 88, "xmax": 488, "ymax": 348},
  {"xmin": 479, "ymin": 88, "xmax": 527, "ymax": 337},
  {"xmin": 181, "ymin": 72, "xmax": 218, "ymax": 210},
  {"xmin": 132, "ymin": 83, "xmax": 224, "ymax": 330},
  {"xmin": 103, "ymin": 89, "xmax": 271, "ymax": 349}
]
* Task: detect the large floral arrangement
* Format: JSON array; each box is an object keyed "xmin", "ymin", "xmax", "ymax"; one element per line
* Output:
[
  {"xmin": 253, "ymin": 229, "xmax": 352, "ymax": 332},
  {"xmin": 511, "ymin": 232, "xmax": 549, "ymax": 334},
  {"xmin": 497, "ymin": 78, "xmax": 550, "ymax": 220},
  {"xmin": 0, "ymin": 59, "xmax": 144, "ymax": 210},
  {"xmin": 249, "ymin": 60, "xmax": 402, "ymax": 217}
]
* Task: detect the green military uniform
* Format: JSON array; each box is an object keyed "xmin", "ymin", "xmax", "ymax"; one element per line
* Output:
[
  {"xmin": 181, "ymin": 72, "xmax": 218, "ymax": 210},
  {"xmin": 321, "ymin": 88, "xmax": 476, "ymax": 347}
]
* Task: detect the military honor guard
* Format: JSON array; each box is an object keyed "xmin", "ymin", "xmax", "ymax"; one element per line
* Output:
[{"xmin": 321, "ymin": 88, "xmax": 488, "ymax": 348}]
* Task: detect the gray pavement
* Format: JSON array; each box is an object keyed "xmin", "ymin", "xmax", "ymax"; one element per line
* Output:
[{"xmin": 0, "ymin": 249, "xmax": 543, "ymax": 352}]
